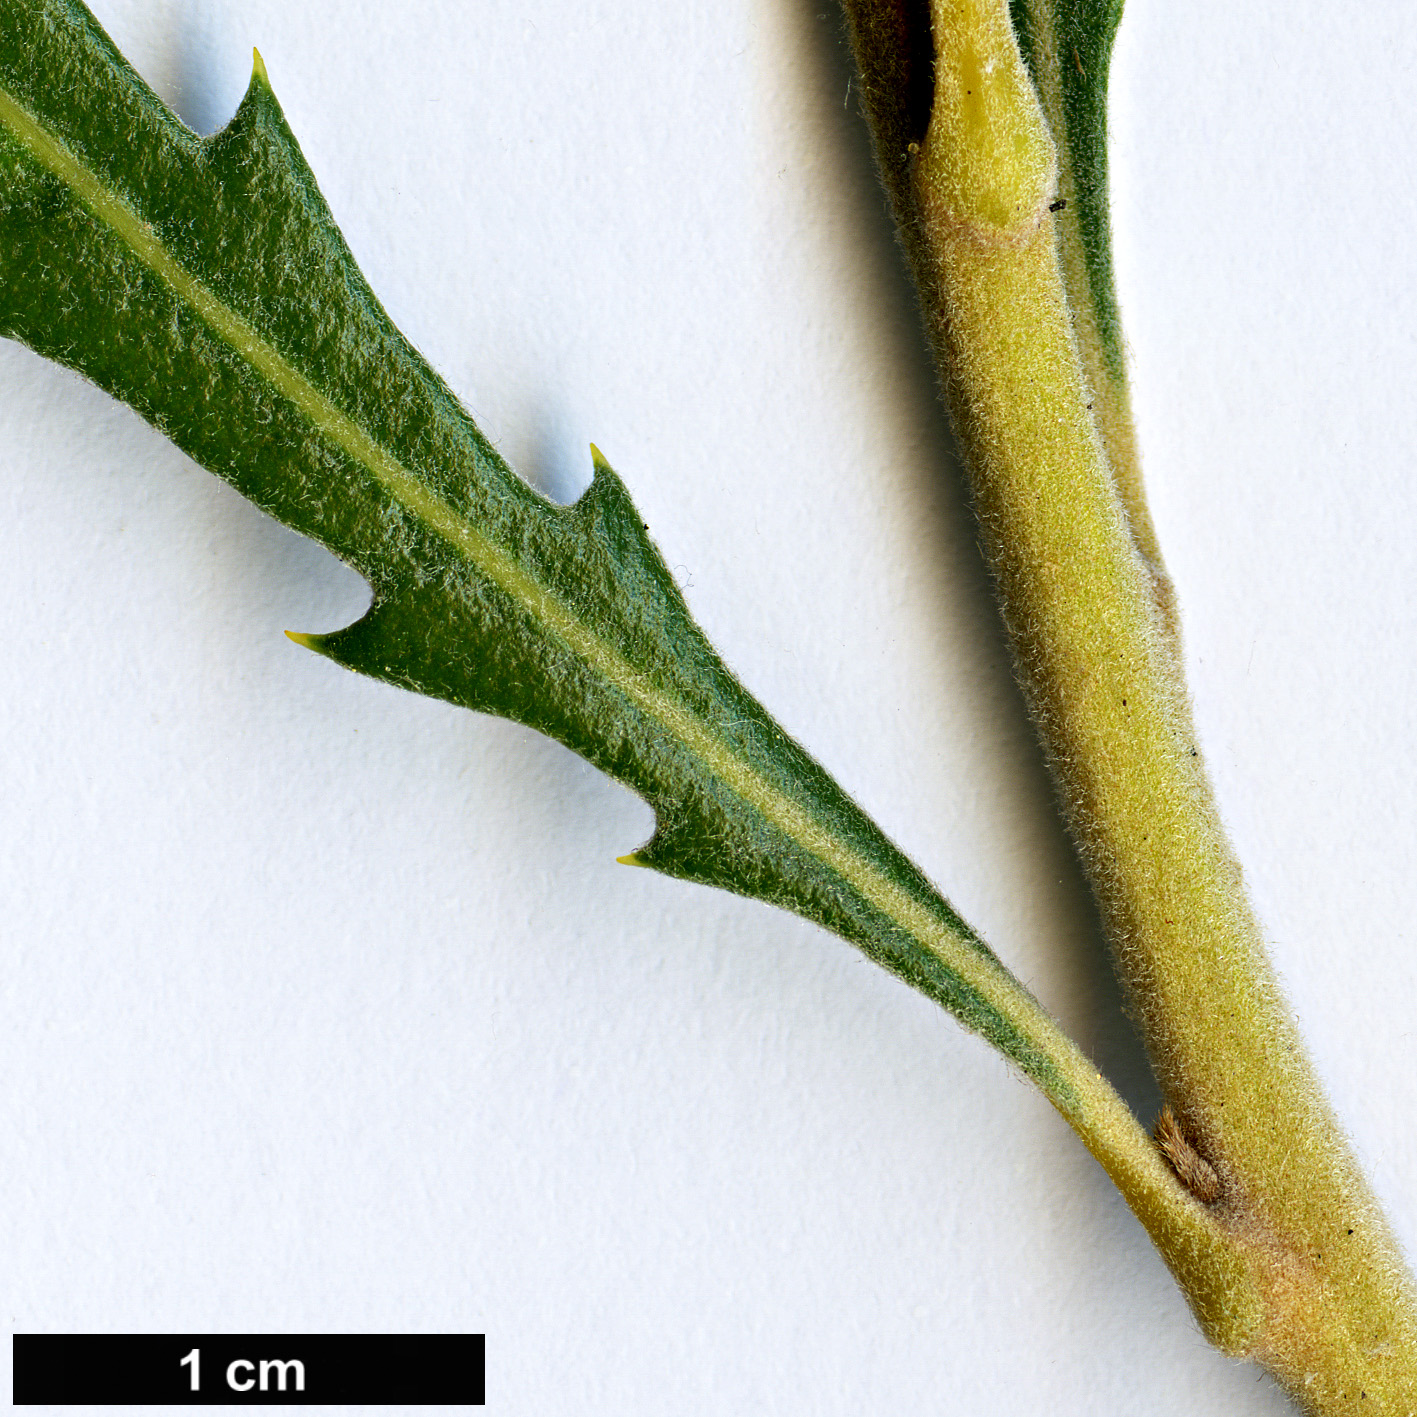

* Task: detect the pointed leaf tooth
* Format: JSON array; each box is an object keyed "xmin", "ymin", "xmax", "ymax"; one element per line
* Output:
[{"xmin": 0, "ymin": 0, "xmax": 1109, "ymax": 1107}]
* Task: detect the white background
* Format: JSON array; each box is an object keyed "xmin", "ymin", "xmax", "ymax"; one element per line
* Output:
[{"xmin": 2, "ymin": 0, "xmax": 1415, "ymax": 1412}]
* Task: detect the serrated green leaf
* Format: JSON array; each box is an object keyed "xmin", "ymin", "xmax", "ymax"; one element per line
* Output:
[{"xmin": 0, "ymin": 0, "xmax": 1147, "ymax": 1129}]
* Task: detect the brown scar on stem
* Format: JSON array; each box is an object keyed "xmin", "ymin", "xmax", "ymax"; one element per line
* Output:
[{"xmin": 1154, "ymin": 1104, "xmax": 1222, "ymax": 1203}]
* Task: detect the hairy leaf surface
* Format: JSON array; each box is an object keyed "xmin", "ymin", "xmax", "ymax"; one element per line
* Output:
[{"xmin": 0, "ymin": 0, "xmax": 1089, "ymax": 1101}]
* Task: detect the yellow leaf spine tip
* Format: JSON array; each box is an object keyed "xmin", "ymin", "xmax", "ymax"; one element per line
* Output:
[
  {"xmin": 251, "ymin": 47, "xmax": 270, "ymax": 88},
  {"xmin": 616, "ymin": 852, "xmax": 648, "ymax": 868},
  {"xmin": 589, "ymin": 442, "xmax": 610, "ymax": 473},
  {"xmin": 285, "ymin": 630, "xmax": 321, "ymax": 651}
]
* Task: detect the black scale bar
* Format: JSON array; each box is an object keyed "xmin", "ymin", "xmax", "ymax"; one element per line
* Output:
[{"xmin": 12, "ymin": 1334, "xmax": 485, "ymax": 1406}]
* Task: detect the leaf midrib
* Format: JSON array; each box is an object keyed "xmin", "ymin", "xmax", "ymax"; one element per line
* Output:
[{"xmin": 0, "ymin": 73, "xmax": 1070, "ymax": 1085}]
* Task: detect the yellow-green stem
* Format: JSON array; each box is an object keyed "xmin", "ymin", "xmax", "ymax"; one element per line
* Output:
[
  {"xmin": 842, "ymin": 0, "xmax": 1417, "ymax": 1406},
  {"xmin": 1014, "ymin": 0, "xmax": 1176, "ymax": 634}
]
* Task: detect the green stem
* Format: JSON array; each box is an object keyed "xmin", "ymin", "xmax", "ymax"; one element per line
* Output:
[
  {"xmin": 1007, "ymin": 0, "xmax": 1177, "ymax": 634},
  {"xmin": 839, "ymin": 0, "xmax": 1417, "ymax": 1406}
]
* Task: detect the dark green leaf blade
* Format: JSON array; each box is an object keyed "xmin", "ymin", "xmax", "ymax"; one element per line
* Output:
[{"xmin": 0, "ymin": 0, "xmax": 1097, "ymax": 1107}]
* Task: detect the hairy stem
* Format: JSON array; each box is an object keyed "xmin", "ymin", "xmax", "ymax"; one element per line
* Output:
[
  {"xmin": 839, "ymin": 0, "xmax": 1417, "ymax": 1406},
  {"xmin": 1006, "ymin": 0, "xmax": 1177, "ymax": 635}
]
